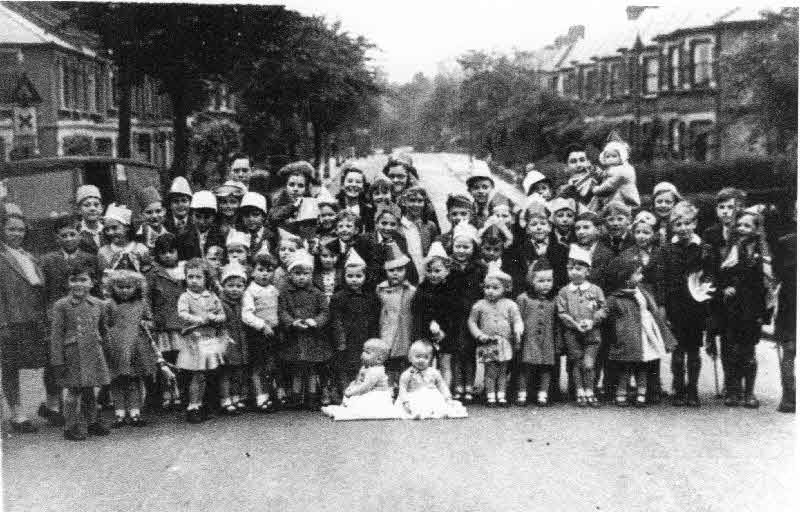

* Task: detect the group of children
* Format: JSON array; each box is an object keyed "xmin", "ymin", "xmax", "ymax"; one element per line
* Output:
[{"xmin": 14, "ymin": 149, "xmax": 786, "ymax": 440}]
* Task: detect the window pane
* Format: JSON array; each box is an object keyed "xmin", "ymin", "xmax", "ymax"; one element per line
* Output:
[
  {"xmin": 693, "ymin": 42, "xmax": 712, "ymax": 84},
  {"xmin": 645, "ymin": 58, "xmax": 658, "ymax": 93},
  {"xmin": 670, "ymin": 48, "xmax": 680, "ymax": 88}
]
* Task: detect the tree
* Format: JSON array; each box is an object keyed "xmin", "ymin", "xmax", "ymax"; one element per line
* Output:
[
  {"xmin": 721, "ymin": 8, "xmax": 798, "ymax": 155},
  {"xmin": 190, "ymin": 115, "xmax": 242, "ymax": 183}
]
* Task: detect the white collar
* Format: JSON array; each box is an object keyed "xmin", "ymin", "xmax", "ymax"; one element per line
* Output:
[
  {"xmin": 80, "ymin": 220, "xmax": 102, "ymax": 233},
  {"xmin": 671, "ymin": 234, "xmax": 702, "ymax": 246},
  {"xmin": 567, "ymin": 281, "xmax": 591, "ymax": 292}
]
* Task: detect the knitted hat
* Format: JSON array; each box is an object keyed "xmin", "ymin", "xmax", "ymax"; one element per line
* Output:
[
  {"xmin": 239, "ymin": 192, "xmax": 267, "ymax": 214},
  {"xmin": 103, "ymin": 203, "xmax": 132, "ymax": 226},
  {"xmin": 75, "ymin": 184, "xmax": 101, "ymax": 205},
  {"xmin": 190, "ymin": 191, "xmax": 218, "ymax": 212},
  {"xmin": 633, "ymin": 210, "xmax": 657, "ymax": 227},
  {"xmin": 344, "ymin": 248, "xmax": 367, "ymax": 268},
  {"xmin": 167, "ymin": 177, "xmax": 192, "ymax": 198},
  {"xmin": 568, "ymin": 244, "xmax": 592, "ymax": 267},
  {"xmin": 446, "ymin": 192, "xmax": 474, "ymax": 211},
  {"xmin": 287, "ymin": 249, "xmax": 314, "ymax": 271},
  {"xmin": 220, "ymin": 261, "xmax": 248, "ymax": 283},
  {"xmin": 383, "ymin": 243, "xmax": 410, "ymax": 270},
  {"xmin": 652, "ymin": 181, "xmax": 682, "ymax": 201},
  {"xmin": 452, "ymin": 221, "xmax": 479, "ymax": 244},
  {"xmin": 226, "ymin": 229, "xmax": 251, "ymax": 249},
  {"xmin": 522, "ymin": 170, "xmax": 549, "ymax": 196},
  {"xmin": 425, "ymin": 241, "xmax": 450, "ymax": 263}
]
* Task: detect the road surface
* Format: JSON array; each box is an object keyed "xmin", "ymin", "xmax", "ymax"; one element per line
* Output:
[{"xmin": 2, "ymin": 153, "xmax": 795, "ymax": 512}]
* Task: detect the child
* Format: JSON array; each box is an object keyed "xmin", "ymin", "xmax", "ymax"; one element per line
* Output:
[
  {"xmin": 98, "ymin": 203, "xmax": 151, "ymax": 279},
  {"xmin": 314, "ymin": 187, "xmax": 339, "ymax": 243},
  {"xmin": 49, "ymin": 261, "xmax": 111, "ymax": 441},
  {"xmin": 180, "ymin": 191, "xmax": 225, "ymax": 260},
  {"xmin": 240, "ymin": 192, "xmax": 274, "ymax": 257},
  {"xmin": 652, "ymin": 182, "xmax": 682, "ymax": 246},
  {"xmin": 661, "ymin": 201, "xmax": 713, "ymax": 407},
  {"xmin": 774, "ymin": 230, "xmax": 796, "ymax": 413},
  {"xmin": 313, "ymin": 240, "xmax": 341, "ymax": 299},
  {"xmin": 718, "ymin": 209, "xmax": 772, "ymax": 408},
  {"xmin": 466, "ymin": 165, "xmax": 496, "ymax": 228},
  {"xmin": 330, "ymin": 250, "xmax": 380, "ymax": 401},
  {"xmin": 146, "ymin": 233, "xmax": 185, "ymax": 409},
  {"xmin": 703, "ymin": 187, "xmax": 747, "ymax": 392},
  {"xmin": 605, "ymin": 256, "xmax": 676, "ymax": 407},
  {"xmin": 621, "ymin": 210, "xmax": 666, "ymax": 402},
  {"xmin": 591, "ymin": 136, "xmax": 640, "ymax": 208},
  {"xmin": 321, "ymin": 339, "xmax": 397, "ymax": 420},
  {"xmin": 278, "ymin": 250, "xmax": 331, "ymax": 409},
  {"xmin": 176, "ymin": 258, "xmax": 229, "ymax": 423},
  {"xmin": 219, "ymin": 262, "xmax": 250, "ymax": 414},
  {"xmin": 599, "ymin": 200, "xmax": 635, "ymax": 256},
  {"xmin": 396, "ymin": 340, "xmax": 467, "ymax": 419},
  {"xmin": 400, "ymin": 186, "xmax": 439, "ymax": 280},
  {"xmin": 105, "ymin": 270, "xmax": 162, "ymax": 427},
  {"xmin": 515, "ymin": 198, "xmax": 568, "ymax": 293},
  {"xmin": 557, "ymin": 245, "xmax": 607, "ymax": 407},
  {"xmin": 165, "ymin": 176, "xmax": 193, "ymax": 236},
  {"xmin": 573, "ymin": 211, "xmax": 614, "ymax": 288},
  {"xmin": 376, "ymin": 244, "xmax": 417, "ymax": 385},
  {"xmin": 437, "ymin": 192, "xmax": 475, "ymax": 252},
  {"xmin": 241, "ymin": 252, "xmax": 281, "ymax": 411},
  {"xmin": 369, "ymin": 175, "xmax": 394, "ymax": 210},
  {"xmin": 225, "ymin": 230, "xmax": 251, "ymax": 267},
  {"xmin": 522, "ymin": 169, "xmax": 554, "ymax": 200},
  {"xmin": 478, "ymin": 222, "xmax": 517, "ymax": 294},
  {"xmin": 135, "ymin": 186, "xmax": 169, "ymax": 251},
  {"xmin": 274, "ymin": 228, "xmax": 304, "ymax": 291},
  {"xmin": 516, "ymin": 260, "xmax": 558, "ymax": 406},
  {"xmin": 39, "ymin": 214, "xmax": 97, "ymax": 424},
  {"xmin": 204, "ymin": 245, "xmax": 225, "ymax": 291},
  {"xmin": 445, "ymin": 221, "xmax": 486, "ymax": 402},
  {"xmin": 214, "ymin": 181, "xmax": 246, "ymax": 238},
  {"xmin": 468, "ymin": 269, "xmax": 523, "ymax": 406},
  {"xmin": 411, "ymin": 242, "xmax": 458, "ymax": 385},
  {"xmin": 549, "ymin": 197, "xmax": 577, "ymax": 248},
  {"xmin": 75, "ymin": 184, "xmax": 104, "ymax": 255},
  {"xmin": 368, "ymin": 204, "xmax": 418, "ymax": 286}
]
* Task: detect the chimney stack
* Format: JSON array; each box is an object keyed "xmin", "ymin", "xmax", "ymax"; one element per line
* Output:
[{"xmin": 626, "ymin": 6, "xmax": 658, "ymax": 20}]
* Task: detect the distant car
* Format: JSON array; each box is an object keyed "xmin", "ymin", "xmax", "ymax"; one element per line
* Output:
[{"xmin": 0, "ymin": 156, "xmax": 166, "ymax": 253}]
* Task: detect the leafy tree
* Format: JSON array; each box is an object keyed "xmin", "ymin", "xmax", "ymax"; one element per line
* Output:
[
  {"xmin": 190, "ymin": 114, "xmax": 242, "ymax": 183},
  {"xmin": 721, "ymin": 8, "xmax": 798, "ymax": 156}
]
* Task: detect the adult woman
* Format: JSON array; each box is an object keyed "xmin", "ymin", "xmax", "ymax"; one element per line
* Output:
[
  {"xmin": 1, "ymin": 203, "xmax": 49, "ymax": 433},
  {"xmin": 382, "ymin": 155, "xmax": 439, "ymax": 230},
  {"xmin": 269, "ymin": 161, "xmax": 315, "ymax": 229},
  {"xmin": 336, "ymin": 165, "xmax": 375, "ymax": 233}
]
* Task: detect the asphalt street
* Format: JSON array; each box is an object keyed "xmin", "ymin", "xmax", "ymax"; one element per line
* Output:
[{"xmin": 2, "ymin": 154, "xmax": 795, "ymax": 512}]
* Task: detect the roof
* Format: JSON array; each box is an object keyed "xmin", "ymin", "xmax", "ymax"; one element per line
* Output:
[
  {"xmin": 0, "ymin": 2, "xmax": 99, "ymax": 57},
  {"xmin": 519, "ymin": 43, "xmax": 575, "ymax": 73},
  {"xmin": 558, "ymin": 6, "xmax": 773, "ymax": 70}
]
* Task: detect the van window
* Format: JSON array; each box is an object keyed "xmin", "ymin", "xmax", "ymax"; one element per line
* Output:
[{"xmin": 4, "ymin": 170, "xmax": 75, "ymax": 219}]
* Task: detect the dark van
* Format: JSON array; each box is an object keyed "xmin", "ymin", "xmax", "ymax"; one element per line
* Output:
[{"xmin": 0, "ymin": 156, "xmax": 166, "ymax": 254}]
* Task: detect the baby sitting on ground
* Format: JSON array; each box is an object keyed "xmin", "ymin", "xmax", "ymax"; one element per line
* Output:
[
  {"xmin": 396, "ymin": 340, "xmax": 467, "ymax": 419},
  {"xmin": 322, "ymin": 339, "xmax": 399, "ymax": 420}
]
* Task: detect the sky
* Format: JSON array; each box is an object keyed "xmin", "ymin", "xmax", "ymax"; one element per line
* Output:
[{"xmin": 278, "ymin": 0, "xmax": 725, "ymax": 83}]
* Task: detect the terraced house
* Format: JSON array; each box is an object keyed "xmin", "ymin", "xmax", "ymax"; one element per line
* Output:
[{"xmin": 535, "ymin": 6, "xmax": 785, "ymax": 163}]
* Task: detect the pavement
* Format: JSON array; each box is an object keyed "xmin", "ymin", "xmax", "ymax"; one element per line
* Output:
[{"xmin": 2, "ymin": 153, "xmax": 796, "ymax": 512}]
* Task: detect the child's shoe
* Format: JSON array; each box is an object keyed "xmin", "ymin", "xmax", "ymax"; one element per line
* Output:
[
  {"xmin": 724, "ymin": 393, "xmax": 739, "ymax": 407},
  {"xmin": 220, "ymin": 400, "xmax": 240, "ymax": 416},
  {"xmin": 576, "ymin": 396, "xmax": 587, "ymax": 407},
  {"xmin": 515, "ymin": 392, "xmax": 527, "ymax": 407},
  {"xmin": 497, "ymin": 396, "xmax": 509, "ymax": 407},
  {"xmin": 129, "ymin": 415, "xmax": 147, "ymax": 427},
  {"xmin": 615, "ymin": 395, "xmax": 629, "ymax": 407},
  {"xmin": 87, "ymin": 422, "xmax": 111, "ymax": 436},
  {"xmin": 536, "ymin": 392, "xmax": 549, "ymax": 407},
  {"xmin": 685, "ymin": 390, "xmax": 701, "ymax": 408},
  {"xmin": 634, "ymin": 394, "xmax": 647, "ymax": 408},
  {"xmin": 742, "ymin": 394, "xmax": 760, "ymax": 409},
  {"xmin": 186, "ymin": 408, "xmax": 203, "ymax": 424},
  {"xmin": 463, "ymin": 392, "xmax": 474, "ymax": 404},
  {"xmin": 9, "ymin": 419, "xmax": 38, "ymax": 433},
  {"xmin": 486, "ymin": 394, "xmax": 497, "ymax": 407},
  {"xmin": 63, "ymin": 427, "xmax": 86, "ymax": 441},
  {"xmin": 38, "ymin": 403, "xmax": 65, "ymax": 427},
  {"xmin": 671, "ymin": 393, "xmax": 686, "ymax": 407},
  {"xmin": 112, "ymin": 416, "xmax": 127, "ymax": 428},
  {"xmin": 587, "ymin": 395, "xmax": 601, "ymax": 408}
]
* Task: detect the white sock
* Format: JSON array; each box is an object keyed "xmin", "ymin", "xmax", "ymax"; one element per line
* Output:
[
  {"xmin": 576, "ymin": 388, "xmax": 585, "ymax": 398},
  {"xmin": 256, "ymin": 393, "xmax": 269, "ymax": 406},
  {"xmin": 187, "ymin": 403, "xmax": 200, "ymax": 411},
  {"xmin": 517, "ymin": 391, "xmax": 527, "ymax": 402},
  {"xmin": 497, "ymin": 392, "xmax": 506, "ymax": 401},
  {"xmin": 114, "ymin": 409, "xmax": 125, "ymax": 419},
  {"xmin": 487, "ymin": 393, "xmax": 497, "ymax": 403},
  {"xmin": 129, "ymin": 408, "xmax": 141, "ymax": 417},
  {"xmin": 231, "ymin": 395, "xmax": 240, "ymax": 404},
  {"xmin": 538, "ymin": 391, "xmax": 547, "ymax": 401}
]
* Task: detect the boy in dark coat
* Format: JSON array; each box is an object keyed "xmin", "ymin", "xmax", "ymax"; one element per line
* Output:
[
  {"xmin": 178, "ymin": 191, "xmax": 226, "ymax": 261},
  {"xmin": 599, "ymin": 200, "xmax": 635, "ymax": 256},
  {"xmin": 660, "ymin": 201, "xmax": 714, "ymax": 407}
]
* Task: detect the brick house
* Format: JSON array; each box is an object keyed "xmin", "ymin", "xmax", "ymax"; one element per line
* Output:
[
  {"xmin": 0, "ymin": 1, "xmax": 174, "ymax": 164},
  {"xmin": 540, "ymin": 6, "xmax": 781, "ymax": 162}
]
